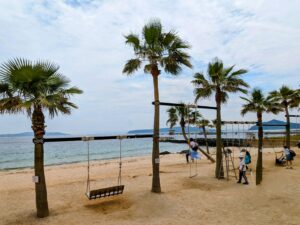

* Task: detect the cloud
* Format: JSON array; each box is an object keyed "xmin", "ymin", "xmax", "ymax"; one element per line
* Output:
[{"xmin": 0, "ymin": 0, "xmax": 299, "ymax": 134}]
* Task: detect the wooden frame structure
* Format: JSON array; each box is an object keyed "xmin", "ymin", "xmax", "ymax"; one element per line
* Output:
[{"xmin": 42, "ymin": 134, "xmax": 153, "ymax": 200}]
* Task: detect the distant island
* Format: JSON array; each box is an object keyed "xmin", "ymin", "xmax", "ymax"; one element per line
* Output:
[
  {"xmin": 128, "ymin": 119, "xmax": 300, "ymax": 134},
  {"xmin": 0, "ymin": 132, "xmax": 69, "ymax": 137},
  {"xmin": 249, "ymin": 119, "xmax": 300, "ymax": 130},
  {"xmin": 128, "ymin": 126, "xmax": 215, "ymax": 134}
]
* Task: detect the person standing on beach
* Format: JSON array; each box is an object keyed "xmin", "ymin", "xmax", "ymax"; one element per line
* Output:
[
  {"xmin": 283, "ymin": 145, "xmax": 293, "ymax": 169},
  {"xmin": 237, "ymin": 152, "xmax": 249, "ymax": 185}
]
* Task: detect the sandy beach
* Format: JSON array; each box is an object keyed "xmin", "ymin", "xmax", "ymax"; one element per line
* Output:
[{"xmin": 1, "ymin": 147, "xmax": 299, "ymax": 225}]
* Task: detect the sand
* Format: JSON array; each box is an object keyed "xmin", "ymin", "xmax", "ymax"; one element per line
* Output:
[{"xmin": 0, "ymin": 147, "xmax": 300, "ymax": 225}]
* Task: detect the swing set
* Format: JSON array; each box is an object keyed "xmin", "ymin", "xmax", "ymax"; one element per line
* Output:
[
  {"xmin": 220, "ymin": 121, "xmax": 256, "ymax": 180},
  {"xmin": 257, "ymin": 122, "xmax": 288, "ymax": 165},
  {"xmin": 153, "ymin": 101, "xmax": 217, "ymax": 178},
  {"xmin": 40, "ymin": 101, "xmax": 217, "ymax": 200},
  {"xmin": 286, "ymin": 114, "xmax": 300, "ymax": 146},
  {"xmin": 44, "ymin": 134, "xmax": 153, "ymax": 200}
]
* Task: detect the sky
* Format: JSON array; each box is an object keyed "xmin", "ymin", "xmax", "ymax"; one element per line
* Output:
[{"xmin": 0, "ymin": 0, "xmax": 299, "ymax": 135}]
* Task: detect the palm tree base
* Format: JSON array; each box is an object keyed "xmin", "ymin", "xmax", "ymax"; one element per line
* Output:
[{"xmin": 151, "ymin": 188, "xmax": 161, "ymax": 193}]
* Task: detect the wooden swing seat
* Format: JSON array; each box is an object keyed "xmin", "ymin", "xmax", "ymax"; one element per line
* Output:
[{"xmin": 86, "ymin": 185, "xmax": 125, "ymax": 200}]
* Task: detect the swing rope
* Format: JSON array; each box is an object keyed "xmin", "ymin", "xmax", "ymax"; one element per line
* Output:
[
  {"xmin": 187, "ymin": 105, "xmax": 192, "ymax": 177},
  {"xmin": 85, "ymin": 136, "xmax": 124, "ymax": 199},
  {"xmin": 225, "ymin": 123, "xmax": 229, "ymax": 148},
  {"xmin": 237, "ymin": 123, "xmax": 241, "ymax": 152},
  {"xmin": 194, "ymin": 105, "xmax": 199, "ymax": 176},
  {"xmin": 186, "ymin": 104, "xmax": 198, "ymax": 178},
  {"xmin": 118, "ymin": 137, "xmax": 122, "ymax": 186},
  {"xmin": 86, "ymin": 139, "xmax": 91, "ymax": 194}
]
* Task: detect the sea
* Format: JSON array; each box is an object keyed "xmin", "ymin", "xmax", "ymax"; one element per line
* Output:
[
  {"xmin": 0, "ymin": 130, "xmax": 285, "ymax": 171},
  {"xmin": 0, "ymin": 134, "xmax": 188, "ymax": 170}
]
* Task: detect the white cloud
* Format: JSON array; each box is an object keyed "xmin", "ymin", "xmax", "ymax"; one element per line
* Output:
[{"xmin": 0, "ymin": 0, "xmax": 299, "ymax": 134}]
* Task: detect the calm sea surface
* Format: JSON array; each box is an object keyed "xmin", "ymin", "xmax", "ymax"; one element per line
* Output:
[
  {"xmin": 0, "ymin": 135, "xmax": 188, "ymax": 170},
  {"xmin": 0, "ymin": 130, "xmax": 279, "ymax": 170}
]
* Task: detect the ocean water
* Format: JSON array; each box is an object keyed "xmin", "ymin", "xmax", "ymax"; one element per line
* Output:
[
  {"xmin": 0, "ymin": 130, "xmax": 285, "ymax": 170},
  {"xmin": 0, "ymin": 135, "xmax": 187, "ymax": 170}
]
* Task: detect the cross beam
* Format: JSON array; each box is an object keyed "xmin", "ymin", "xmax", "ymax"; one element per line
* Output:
[
  {"xmin": 221, "ymin": 121, "xmax": 257, "ymax": 124},
  {"xmin": 43, "ymin": 134, "xmax": 154, "ymax": 143},
  {"xmin": 152, "ymin": 101, "xmax": 217, "ymax": 110},
  {"xmin": 285, "ymin": 115, "xmax": 300, "ymax": 118}
]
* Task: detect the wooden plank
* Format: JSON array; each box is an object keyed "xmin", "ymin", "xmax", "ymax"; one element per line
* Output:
[{"xmin": 86, "ymin": 185, "xmax": 124, "ymax": 200}]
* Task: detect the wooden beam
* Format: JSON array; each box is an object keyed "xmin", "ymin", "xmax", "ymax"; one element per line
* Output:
[{"xmin": 152, "ymin": 101, "xmax": 217, "ymax": 110}]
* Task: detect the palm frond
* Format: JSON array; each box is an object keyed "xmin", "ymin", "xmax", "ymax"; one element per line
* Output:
[
  {"xmin": 228, "ymin": 69, "xmax": 248, "ymax": 77},
  {"xmin": 125, "ymin": 33, "xmax": 141, "ymax": 52},
  {"xmin": 0, "ymin": 58, "xmax": 82, "ymax": 118},
  {"xmin": 194, "ymin": 87, "xmax": 213, "ymax": 101},
  {"xmin": 123, "ymin": 19, "xmax": 192, "ymax": 77},
  {"xmin": 122, "ymin": 58, "xmax": 142, "ymax": 75},
  {"xmin": 143, "ymin": 19, "xmax": 163, "ymax": 48}
]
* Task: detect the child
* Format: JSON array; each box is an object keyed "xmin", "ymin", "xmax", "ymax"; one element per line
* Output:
[
  {"xmin": 244, "ymin": 150, "xmax": 252, "ymax": 174},
  {"xmin": 237, "ymin": 152, "xmax": 249, "ymax": 185}
]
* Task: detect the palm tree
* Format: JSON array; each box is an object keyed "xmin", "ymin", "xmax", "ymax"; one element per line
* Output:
[
  {"xmin": 123, "ymin": 19, "xmax": 192, "ymax": 193},
  {"xmin": 166, "ymin": 107, "xmax": 178, "ymax": 134},
  {"xmin": 0, "ymin": 58, "xmax": 83, "ymax": 218},
  {"xmin": 195, "ymin": 119, "xmax": 212, "ymax": 154},
  {"xmin": 188, "ymin": 110, "xmax": 211, "ymax": 153},
  {"xmin": 192, "ymin": 57, "xmax": 248, "ymax": 178},
  {"xmin": 241, "ymin": 88, "xmax": 276, "ymax": 185},
  {"xmin": 166, "ymin": 105, "xmax": 190, "ymax": 141},
  {"xmin": 268, "ymin": 86, "xmax": 300, "ymax": 148},
  {"xmin": 166, "ymin": 106, "xmax": 216, "ymax": 163}
]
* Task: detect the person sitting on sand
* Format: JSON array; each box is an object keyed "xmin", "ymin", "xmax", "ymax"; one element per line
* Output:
[
  {"xmin": 283, "ymin": 145, "xmax": 293, "ymax": 169},
  {"xmin": 237, "ymin": 152, "xmax": 249, "ymax": 185}
]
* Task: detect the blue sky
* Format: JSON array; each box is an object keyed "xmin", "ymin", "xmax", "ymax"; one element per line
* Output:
[{"xmin": 0, "ymin": 0, "xmax": 299, "ymax": 134}]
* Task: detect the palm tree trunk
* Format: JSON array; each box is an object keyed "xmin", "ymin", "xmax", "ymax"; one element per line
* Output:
[
  {"xmin": 202, "ymin": 126, "xmax": 209, "ymax": 154},
  {"xmin": 32, "ymin": 105, "xmax": 49, "ymax": 217},
  {"xmin": 151, "ymin": 68, "xmax": 161, "ymax": 193},
  {"xmin": 285, "ymin": 106, "xmax": 290, "ymax": 148},
  {"xmin": 180, "ymin": 117, "xmax": 188, "ymax": 141},
  {"xmin": 256, "ymin": 112, "xmax": 263, "ymax": 185},
  {"xmin": 215, "ymin": 89, "xmax": 224, "ymax": 178}
]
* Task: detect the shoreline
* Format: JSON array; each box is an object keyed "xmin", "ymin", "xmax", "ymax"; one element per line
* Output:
[
  {"xmin": 0, "ymin": 145, "xmax": 290, "ymax": 173},
  {"xmin": 0, "ymin": 154, "xmax": 152, "ymax": 174}
]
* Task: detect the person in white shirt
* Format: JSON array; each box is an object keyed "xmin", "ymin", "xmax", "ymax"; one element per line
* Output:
[
  {"xmin": 283, "ymin": 145, "xmax": 293, "ymax": 169},
  {"xmin": 189, "ymin": 138, "xmax": 198, "ymax": 151},
  {"xmin": 237, "ymin": 152, "xmax": 249, "ymax": 185}
]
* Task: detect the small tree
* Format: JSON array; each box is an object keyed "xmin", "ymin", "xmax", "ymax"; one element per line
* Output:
[
  {"xmin": 0, "ymin": 58, "xmax": 82, "ymax": 217},
  {"xmin": 166, "ymin": 105, "xmax": 190, "ymax": 141},
  {"xmin": 241, "ymin": 88, "xmax": 277, "ymax": 185},
  {"xmin": 123, "ymin": 19, "xmax": 192, "ymax": 193},
  {"xmin": 192, "ymin": 58, "xmax": 248, "ymax": 178},
  {"xmin": 268, "ymin": 86, "xmax": 300, "ymax": 148},
  {"xmin": 195, "ymin": 119, "xmax": 212, "ymax": 154},
  {"xmin": 166, "ymin": 107, "xmax": 178, "ymax": 133}
]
